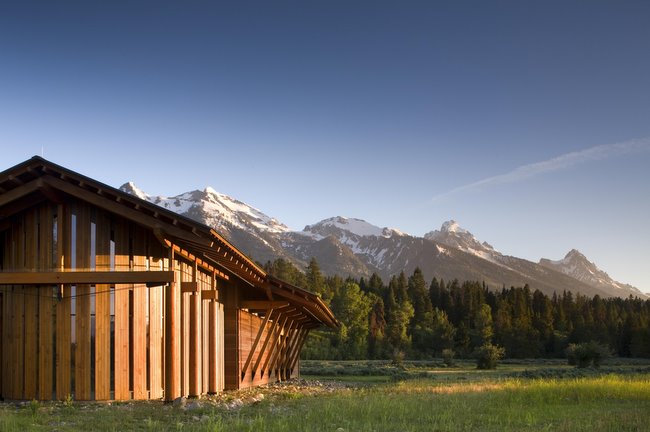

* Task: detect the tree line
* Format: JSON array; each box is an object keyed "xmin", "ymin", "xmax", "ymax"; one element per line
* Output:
[{"xmin": 263, "ymin": 258, "xmax": 650, "ymax": 360}]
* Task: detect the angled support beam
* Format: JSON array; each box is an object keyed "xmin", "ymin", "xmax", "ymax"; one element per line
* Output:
[
  {"xmin": 261, "ymin": 314, "xmax": 288, "ymax": 376},
  {"xmin": 240, "ymin": 308, "xmax": 274, "ymax": 380},
  {"xmin": 288, "ymin": 328, "xmax": 310, "ymax": 375}
]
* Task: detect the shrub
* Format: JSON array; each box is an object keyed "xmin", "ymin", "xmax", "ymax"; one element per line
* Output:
[
  {"xmin": 566, "ymin": 341, "xmax": 611, "ymax": 368},
  {"xmin": 442, "ymin": 349, "xmax": 456, "ymax": 367},
  {"xmin": 474, "ymin": 343, "xmax": 505, "ymax": 369}
]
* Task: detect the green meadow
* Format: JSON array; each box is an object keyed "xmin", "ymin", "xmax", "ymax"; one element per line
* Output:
[{"xmin": 2, "ymin": 359, "xmax": 649, "ymax": 431}]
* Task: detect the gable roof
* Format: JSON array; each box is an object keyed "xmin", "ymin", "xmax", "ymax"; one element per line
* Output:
[{"xmin": 0, "ymin": 156, "xmax": 338, "ymax": 328}]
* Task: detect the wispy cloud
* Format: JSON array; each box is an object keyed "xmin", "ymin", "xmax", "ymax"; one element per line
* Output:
[{"xmin": 432, "ymin": 137, "xmax": 650, "ymax": 202}]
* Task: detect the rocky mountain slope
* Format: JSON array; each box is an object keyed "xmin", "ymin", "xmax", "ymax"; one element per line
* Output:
[{"xmin": 120, "ymin": 183, "xmax": 647, "ymax": 299}]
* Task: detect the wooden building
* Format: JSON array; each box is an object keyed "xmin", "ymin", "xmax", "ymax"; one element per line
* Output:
[{"xmin": 0, "ymin": 157, "xmax": 337, "ymax": 402}]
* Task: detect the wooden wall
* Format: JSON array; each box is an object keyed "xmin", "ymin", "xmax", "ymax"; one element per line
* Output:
[
  {"xmin": 0, "ymin": 196, "xmax": 310, "ymax": 401},
  {"xmin": 0, "ymin": 200, "xmax": 226, "ymax": 401}
]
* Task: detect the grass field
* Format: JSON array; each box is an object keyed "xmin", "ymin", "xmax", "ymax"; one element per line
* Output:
[{"xmin": 1, "ymin": 359, "xmax": 649, "ymax": 431}]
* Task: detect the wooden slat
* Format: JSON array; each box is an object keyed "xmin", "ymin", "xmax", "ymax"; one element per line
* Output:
[
  {"xmin": 0, "ymin": 290, "xmax": 3, "ymax": 399},
  {"xmin": 164, "ymin": 249, "xmax": 181, "ymax": 402},
  {"xmin": 55, "ymin": 204, "xmax": 71, "ymax": 400},
  {"xmin": 55, "ymin": 285, "xmax": 71, "ymax": 401},
  {"xmin": 289, "ymin": 329, "xmax": 310, "ymax": 375},
  {"xmin": 113, "ymin": 221, "xmax": 130, "ymax": 400},
  {"xmin": 12, "ymin": 218, "xmax": 25, "ymax": 399},
  {"xmin": 23, "ymin": 209, "xmax": 38, "ymax": 399},
  {"xmin": 0, "ymin": 271, "xmax": 175, "ymax": 285},
  {"xmin": 189, "ymin": 291, "xmax": 200, "ymax": 396},
  {"xmin": 251, "ymin": 311, "xmax": 280, "ymax": 378},
  {"xmin": 261, "ymin": 315, "xmax": 288, "ymax": 378},
  {"xmin": 202, "ymin": 291, "xmax": 209, "ymax": 395},
  {"xmin": 208, "ymin": 298, "xmax": 218, "ymax": 393},
  {"xmin": 131, "ymin": 226, "xmax": 147, "ymax": 400},
  {"xmin": 241, "ymin": 309, "xmax": 273, "ymax": 379},
  {"xmin": 284, "ymin": 326, "xmax": 303, "ymax": 379},
  {"xmin": 94, "ymin": 210, "xmax": 111, "ymax": 400},
  {"xmin": 75, "ymin": 204, "xmax": 91, "ymax": 400},
  {"xmin": 181, "ymin": 261, "xmax": 190, "ymax": 397},
  {"xmin": 38, "ymin": 205, "xmax": 54, "ymax": 400},
  {"xmin": 148, "ymin": 236, "xmax": 164, "ymax": 399},
  {"xmin": 223, "ymin": 279, "xmax": 240, "ymax": 390},
  {"xmin": 2, "ymin": 287, "xmax": 13, "ymax": 399},
  {"xmin": 149, "ymin": 283, "xmax": 163, "ymax": 399}
]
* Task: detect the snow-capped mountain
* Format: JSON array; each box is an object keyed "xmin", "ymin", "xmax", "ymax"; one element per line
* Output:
[
  {"xmin": 120, "ymin": 183, "xmax": 646, "ymax": 299},
  {"xmin": 424, "ymin": 220, "xmax": 500, "ymax": 263},
  {"xmin": 539, "ymin": 249, "xmax": 647, "ymax": 298},
  {"xmin": 120, "ymin": 182, "xmax": 291, "ymax": 235}
]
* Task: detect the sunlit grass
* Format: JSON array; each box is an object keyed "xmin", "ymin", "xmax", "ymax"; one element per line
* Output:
[{"xmin": 1, "ymin": 367, "xmax": 649, "ymax": 431}]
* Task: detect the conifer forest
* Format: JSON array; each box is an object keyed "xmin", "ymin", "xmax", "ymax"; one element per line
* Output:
[{"xmin": 264, "ymin": 258, "xmax": 650, "ymax": 361}]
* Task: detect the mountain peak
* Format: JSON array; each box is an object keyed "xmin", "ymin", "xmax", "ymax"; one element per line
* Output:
[
  {"xmin": 204, "ymin": 186, "xmax": 219, "ymax": 195},
  {"xmin": 425, "ymin": 221, "xmax": 499, "ymax": 261},
  {"xmin": 565, "ymin": 249, "xmax": 586, "ymax": 260},
  {"xmin": 440, "ymin": 220, "xmax": 468, "ymax": 234},
  {"xmin": 119, "ymin": 182, "xmax": 149, "ymax": 200},
  {"xmin": 303, "ymin": 216, "xmax": 406, "ymax": 239},
  {"xmin": 539, "ymin": 251, "xmax": 646, "ymax": 298}
]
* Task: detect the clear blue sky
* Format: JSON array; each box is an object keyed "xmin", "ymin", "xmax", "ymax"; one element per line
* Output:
[{"xmin": 1, "ymin": 1, "xmax": 649, "ymax": 292}]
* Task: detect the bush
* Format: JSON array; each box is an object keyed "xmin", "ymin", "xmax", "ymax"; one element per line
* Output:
[
  {"xmin": 442, "ymin": 349, "xmax": 456, "ymax": 367},
  {"xmin": 566, "ymin": 341, "xmax": 611, "ymax": 368},
  {"xmin": 474, "ymin": 343, "xmax": 505, "ymax": 369}
]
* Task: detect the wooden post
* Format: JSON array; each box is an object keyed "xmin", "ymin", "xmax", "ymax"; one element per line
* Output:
[
  {"xmin": 38, "ymin": 205, "xmax": 54, "ymax": 400},
  {"xmin": 94, "ymin": 210, "xmax": 111, "ymax": 400},
  {"xmin": 113, "ymin": 221, "xmax": 130, "ymax": 400},
  {"xmin": 23, "ymin": 209, "xmax": 38, "ymax": 400},
  {"xmin": 164, "ymin": 249, "xmax": 180, "ymax": 402},
  {"xmin": 75, "ymin": 204, "xmax": 91, "ymax": 400},
  {"xmin": 55, "ymin": 204, "xmax": 71, "ymax": 400},
  {"xmin": 223, "ymin": 280, "xmax": 240, "ymax": 390},
  {"xmin": 189, "ymin": 290, "xmax": 200, "ymax": 397},
  {"xmin": 148, "ymin": 240, "xmax": 164, "ymax": 399},
  {"xmin": 208, "ymin": 293, "xmax": 218, "ymax": 394},
  {"xmin": 131, "ymin": 226, "xmax": 147, "ymax": 400}
]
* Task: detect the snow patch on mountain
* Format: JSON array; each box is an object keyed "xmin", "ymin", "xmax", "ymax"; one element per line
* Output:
[
  {"xmin": 119, "ymin": 183, "xmax": 291, "ymax": 235},
  {"xmin": 303, "ymin": 217, "xmax": 407, "ymax": 239},
  {"xmin": 539, "ymin": 249, "xmax": 646, "ymax": 297},
  {"xmin": 425, "ymin": 220, "xmax": 501, "ymax": 263}
]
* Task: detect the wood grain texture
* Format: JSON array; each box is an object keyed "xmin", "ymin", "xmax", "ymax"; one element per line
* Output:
[
  {"xmin": 38, "ymin": 205, "xmax": 54, "ymax": 400},
  {"xmin": 113, "ymin": 220, "xmax": 131, "ymax": 400},
  {"xmin": 94, "ymin": 210, "xmax": 111, "ymax": 400},
  {"xmin": 75, "ymin": 203, "xmax": 92, "ymax": 400}
]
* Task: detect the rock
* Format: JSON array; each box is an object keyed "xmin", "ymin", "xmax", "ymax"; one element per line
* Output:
[
  {"xmin": 172, "ymin": 396, "xmax": 187, "ymax": 408},
  {"xmin": 186, "ymin": 401, "xmax": 202, "ymax": 411}
]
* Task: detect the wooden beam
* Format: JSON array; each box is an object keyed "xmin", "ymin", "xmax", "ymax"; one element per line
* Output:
[
  {"xmin": 0, "ymin": 270, "xmax": 174, "ymax": 285},
  {"xmin": 240, "ymin": 300, "xmax": 290, "ymax": 310},
  {"xmin": 240, "ymin": 308, "xmax": 273, "ymax": 379},
  {"xmin": 201, "ymin": 290, "xmax": 218, "ymax": 301},
  {"xmin": 0, "ymin": 177, "xmax": 42, "ymax": 208},
  {"xmin": 181, "ymin": 281, "xmax": 199, "ymax": 293},
  {"xmin": 40, "ymin": 175, "xmax": 214, "ymax": 248}
]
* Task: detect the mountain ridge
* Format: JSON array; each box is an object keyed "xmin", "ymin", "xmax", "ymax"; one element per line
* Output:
[{"xmin": 119, "ymin": 182, "xmax": 647, "ymax": 299}]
